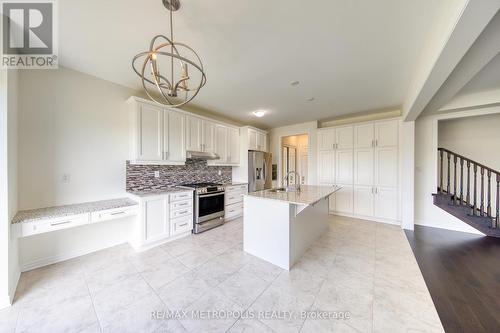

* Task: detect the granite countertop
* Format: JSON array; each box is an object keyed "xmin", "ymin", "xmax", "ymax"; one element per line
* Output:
[
  {"xmin": 223, "ymin": 182, "xmax": 248, "ymax": 186},
  {"xmin": 12, "ymin": 198, "xmax": 138, "ymax": 224},
  {"xmin": 246, "ymin": 185, "xmax": 341, "ymax": 206},
  {"xmin": 126, "ymin": 187, "xmax": 194, "ymax": 198}
]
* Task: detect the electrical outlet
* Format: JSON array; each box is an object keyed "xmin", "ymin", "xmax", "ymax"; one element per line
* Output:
[
  {"xmin": 154, "ymin": 171, "xmax": 160, "ymax": 178},
  {"xmin": 218, "ymin": 169, "xmax": 222, "ymax": 176},
  {"xmin": 62, "ymin": 173, "xmax": 71, "ymax": 183}
]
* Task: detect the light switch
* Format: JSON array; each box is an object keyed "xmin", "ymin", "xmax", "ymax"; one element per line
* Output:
[
  {"xmin": 154, "ymin": 171, "xmax": 160, "ymax": 178},
  {"xmin": 62, "ymin": 174, "xmax": 71, "ymax": 183}
]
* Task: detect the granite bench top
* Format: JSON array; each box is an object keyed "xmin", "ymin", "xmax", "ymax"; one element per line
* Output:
[
  {"xmin": 246, "ymin": 185, "xmax": 341, "ymax": 206},
  {"xmin": 12, "ymin": 198, "xmax": 138, "ymax": 224},
  {"xmin": 126, "ymin": 187, "xmax": 194, "ymax": 198}
]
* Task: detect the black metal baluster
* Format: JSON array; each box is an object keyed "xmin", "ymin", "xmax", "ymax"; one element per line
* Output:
[
  {"xmin": 453, "ymin": 155, "xmax": 458, "ymax": 204},
  {"xmin": 460, "ymin": 158, "xmax": 464, "ymax": 205},
  {"xmin": 487, "ymin": 170, "xmax": 491, "ymax": 218},
  {"xmin": 496, "ymin": 175, "xmax": 499, "ymax": 229},
  {"xmin": 480, "ymin": 168, "xmax": 485, "ymax": 216},
  {"xmin": 447, "ymin": 152, "xmax": 451, "ymax": 194},
  {"xmin": 439, "ymin": 149, "xmax": 443, "ymax": 193},
  {"xmin": 467, "ymin": 161, "xmax": 471, "ymax": 205},
  {"xmin": 473, "ymin": 164, "xmax": 478, "ymax": 216}
]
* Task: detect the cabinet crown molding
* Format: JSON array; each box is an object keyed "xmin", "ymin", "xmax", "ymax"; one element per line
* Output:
[{"xmin": 127, "ymin": 96, "xmax": 241, "ymax": 130}]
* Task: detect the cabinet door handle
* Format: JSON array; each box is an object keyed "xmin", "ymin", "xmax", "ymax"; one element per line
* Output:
[
  {"xmin": 111, "ymin": 211, "xmax": 126, "ymax": 216},
  {"xmin": 51, "ymin": 220, "xmax": 72, "ymax": 226},
  {"xmin": 179, "ymin": 223, "xmax": 188, "ymax": 227},
  {"xmin": 375, "ymin": 139, "xmax": 378, "ymax": 147}
]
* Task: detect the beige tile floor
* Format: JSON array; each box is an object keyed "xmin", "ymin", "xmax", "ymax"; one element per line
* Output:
[{"xmin": 0, "ymin": 216, "xmax": 444, "ymax": 333}]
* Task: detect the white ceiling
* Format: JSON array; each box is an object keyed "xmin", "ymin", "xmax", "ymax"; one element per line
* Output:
[
  {"xmin": 59, "ymin": 0, "xmax": 460, "ymax": 128},
  {"xmin": 456, "ymin": 52, "xmax": 500, "ymax": 96}
]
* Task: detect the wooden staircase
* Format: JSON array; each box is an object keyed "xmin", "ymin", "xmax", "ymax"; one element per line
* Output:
[{"xmin": 434, "ymin": 148, "xmax": 500, "ymax": 237}]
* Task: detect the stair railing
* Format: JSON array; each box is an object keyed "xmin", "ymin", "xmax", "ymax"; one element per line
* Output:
[{"xmin": 438, "ymin": 148, "xmax": 500, "ymax": 228}]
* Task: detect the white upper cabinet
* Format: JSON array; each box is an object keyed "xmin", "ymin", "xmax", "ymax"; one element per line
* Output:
[
  {"xmin": 186, "ymin": 116, "xmax": 202, "ymax": 151},
  {"xmin": 164, "ymin": 110, "xmax": 186, "ymax": 163},
  {"xmin": 228, "ymin": 127, "xmax": 240, "ymax": 164},
  {"xmin": 129, "ymin": 97, "xmax": 244, "ymax": 166},
  {"xmin": 354, "ymin": 123, "xmax": 375, "ymax": 148},
  {"xmin": 202, "ymin": 120, "xmax": 216, "ymax": 153},
  {"xmin": 375, "ymin": 120, "xmax": 398, "ymax": 147},
  {"xmin": 335, "ymin": 149, "xmax": 353, "ymax": 184},
  {"xmin": 130, "ymin": 100, "xmax": 186, "ymax": 164},
  {"xmin": 318, "ymin": 129, "xmax": 335, "ymax": 151},
  {"xmin": 136, "ymin": 103, "xmax": 163, "ymax": 161},
  {"xmin": 375, "ymin": 147, "xmax": 398, "ymax": 187},
  {"xmin": 248, "ymin": 129, "xmax": 258, "ymax": 150},
  {"xmin": 214, "ymin": 125, "xmax": 227, "ymax": 162},
  {"xmin": 354, "ymin": 148, "xmax": 374, "ymax": 186},
  {"xmin": 336, "ymin": 126, "xmax": 354, "ymax": 149},
  {"xmin": 247, "ymin": 128, "xmax": 267, "ymax": 152},
  {"xmin": 257, "ymin": 132, "xmax": 267, "ymax": 152},
  {"xmin": 210, "ymin": 125, "xmax": 240, "ymax": 166},
  {"xmin": 318, "ymin": 150, "xmax": 335, "ymax": 184}
]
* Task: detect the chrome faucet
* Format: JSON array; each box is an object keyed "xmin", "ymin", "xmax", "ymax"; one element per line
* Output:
[{"xmin": 282, "ymin": 171, "xmax": 301, "ymax": 192}]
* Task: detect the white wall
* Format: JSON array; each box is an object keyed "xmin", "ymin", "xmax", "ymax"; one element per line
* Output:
[
  {"xmin": 438, "ymin": 113, "xmax": 500, "ymax": 170},
  {"xmin": 18, "ymin": 67, "xmax": 138, "ymax": 209},
  {"xmin": 0, "ymin": 69, "xmax": 19, "ymax": 308},
  {"xmin": 414, "ymin": 107, "xmax": 500, "ymax": 234},
  {"xmin": 269, "ymin": 121, "xmax": 318, "ymax": 186}
]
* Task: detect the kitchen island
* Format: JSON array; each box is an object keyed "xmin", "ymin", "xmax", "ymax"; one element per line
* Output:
[{"xmin": 243, "ymin": 185, "xmax": 341, "ymax": 270}]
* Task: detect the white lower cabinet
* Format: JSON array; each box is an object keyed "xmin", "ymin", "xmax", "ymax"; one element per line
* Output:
[
  {"xmin": 144, "ymin": 197, "xmax": 169, "ymax": 241},
  {"xmin": 171, "ymin": 215, "xmax": 193, "ymax": 236},
  {"xmin": 333, "ymin": 185, "xmax": 353, "ymax": 214},
  {"xmin": 136, "ymin": 190, "xmax": 194, "ymax": 249},
  {"xmin": 374, "ymin": 187, "xmax": 398, "ymax": 220},
  {"xmin": 225, "ymin": 184, "xmax": 247, "ymax": 221},
  {"xmin": 353, "ymin": 186, "xmax": 374, "ymax": 217}
]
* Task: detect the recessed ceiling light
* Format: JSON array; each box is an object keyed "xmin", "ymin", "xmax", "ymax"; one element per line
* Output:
[
  {"xmin": 253, "ymin": 110, "xmax": 266, "ymax": 118},
  {"xmin": 306, "ymin": 97, "xmax": 315, "ymax": 101},
  {"xmin": 290, "ymin": 80, "xmax": 300, "ymax": 86}
]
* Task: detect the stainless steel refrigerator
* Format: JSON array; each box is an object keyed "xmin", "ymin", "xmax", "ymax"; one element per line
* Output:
[{"xmin": 248, "ymin": 151, "xmax": 272, "ymax": 192}]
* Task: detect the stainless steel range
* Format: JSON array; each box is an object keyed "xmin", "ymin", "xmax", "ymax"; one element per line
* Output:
[{"xmin": 180, "ymin": 182, "xmax": 225, "ymax": 234}]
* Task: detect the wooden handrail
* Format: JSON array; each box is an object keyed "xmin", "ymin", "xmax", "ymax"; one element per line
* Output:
[{"xmin": 438, "ymin": 148, "xmax": 500, "ymax": 176}]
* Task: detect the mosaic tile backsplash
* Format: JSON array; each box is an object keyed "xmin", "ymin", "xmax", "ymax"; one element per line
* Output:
[{"xmin": 126, "ymin": 159, "xmax": 233, "ymax": 192}]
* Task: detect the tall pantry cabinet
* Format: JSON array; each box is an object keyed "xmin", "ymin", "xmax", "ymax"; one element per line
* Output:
[{"xmin": 318, "ymin": 119, "xmax": 399, "ymax": 223}]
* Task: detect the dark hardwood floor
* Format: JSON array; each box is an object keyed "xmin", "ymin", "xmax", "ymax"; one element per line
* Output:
[{"xmin": 405, "ymin": 226, "xmax": 500, "ymax": 333}]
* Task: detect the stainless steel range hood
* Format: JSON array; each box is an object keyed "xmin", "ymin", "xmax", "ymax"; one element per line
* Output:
[{"xmin": 186, "ymin": 150, "xmax": 220, "ymax": 160}]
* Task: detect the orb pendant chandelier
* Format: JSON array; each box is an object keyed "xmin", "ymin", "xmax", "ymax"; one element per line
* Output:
[{"xmin": 132, "ymin": 0, "xmax": 206, "ymax": 107}]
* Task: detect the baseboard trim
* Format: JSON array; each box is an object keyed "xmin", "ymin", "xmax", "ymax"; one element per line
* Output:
[
  {"xmin": 330, "ymin": 212, "xmax": 401, "ymax": 226},
  {"xmin": 9, "ymin": 269, "xmax": 20, "ymax": 304},
  {"xmin": 20, "ymin": 239, "xmax": 129, "ymax": 272},
  {"xmin": 414, "ymin": 218, "xmax": 484, "ymax": 235},
  {"xmin": 131, "ymin": 231, "xmax": 192, "ymax": 252}
]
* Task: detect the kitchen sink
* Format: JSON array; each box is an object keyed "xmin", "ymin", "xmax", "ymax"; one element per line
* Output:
[{"xmin": 268, "ymin": 187, "xmax": 299, "ymax": 193}]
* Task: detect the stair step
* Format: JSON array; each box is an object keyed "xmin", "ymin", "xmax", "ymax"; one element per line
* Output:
[{"xmin": 433, "ymin": 193, "xmax": 500, "ymax": 238}]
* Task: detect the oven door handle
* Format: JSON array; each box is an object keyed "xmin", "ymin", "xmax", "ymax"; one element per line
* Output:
[{"xmin": 198, "ymin": 192, "xmax": 225, "ymax": 198}]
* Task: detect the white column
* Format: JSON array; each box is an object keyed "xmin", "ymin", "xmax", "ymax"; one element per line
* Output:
[{"xmin": 400, "ymin": 120, "xmax": 415, "ymax": 230}]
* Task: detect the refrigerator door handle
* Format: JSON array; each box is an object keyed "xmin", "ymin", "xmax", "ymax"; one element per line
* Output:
[{"xmin": 262, "ymin": 160, "xmax": 266, "ymax": 181}]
